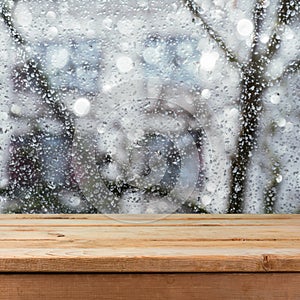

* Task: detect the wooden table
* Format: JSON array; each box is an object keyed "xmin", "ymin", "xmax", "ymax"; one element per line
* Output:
[{"xmin": 0, "ymin": 214, "xmax": 299, "ymax": 299}]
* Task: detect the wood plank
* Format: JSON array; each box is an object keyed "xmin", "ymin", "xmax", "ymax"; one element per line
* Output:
[
  {"xmin": 0, "ymin": 214, "xmax": 298, "ymax": 273},
  {"xmin": 0, "ymin": 214, "xmax": 298, "ymax": 228},
  {"xmin": 0, "ymin": 225, "xmax": 299, "ymax": 241},
  {"xmin": 0, "ymin": 273, "xmax": 299, "ymax": 300}
]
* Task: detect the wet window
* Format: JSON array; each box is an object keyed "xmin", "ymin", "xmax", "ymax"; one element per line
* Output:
[{"xmin": 0, "ymin": 0, "xmax": 299, "ymax": 214}]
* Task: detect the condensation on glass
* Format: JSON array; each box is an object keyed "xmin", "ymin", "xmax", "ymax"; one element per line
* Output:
[{"xmin": 0, "ymin": 0, "xmax": 299, "ymax": 214}]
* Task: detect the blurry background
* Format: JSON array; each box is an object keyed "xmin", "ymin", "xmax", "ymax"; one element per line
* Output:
[{"xmin": 0, "ymin": 0, "xmax": 299, "ymax": 213}]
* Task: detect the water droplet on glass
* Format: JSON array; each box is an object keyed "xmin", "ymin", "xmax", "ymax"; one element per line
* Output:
[
  {"xmin": 270, "ymin": 93, "xmax": 280, "ymax": 104},
  {"xmin": 276, "ymin": 174, "xmax": 283, "ymax": 183},
  {"xmin": 277, "ymin": 118, "xmax": 286, "ymax": 128},
  {"xmin": 46, "ymin": 11, "xmax": 57, "ymax": 22}
]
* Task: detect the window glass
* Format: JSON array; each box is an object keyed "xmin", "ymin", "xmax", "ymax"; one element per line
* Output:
[{"xmin": 0, "ymin": 0, "xmax": 299, "ymax": 214}]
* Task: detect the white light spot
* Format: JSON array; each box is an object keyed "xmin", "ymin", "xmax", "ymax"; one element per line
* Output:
[
  {"xmin": 201, "ymin": 194, "xmax": 212, "ymax": 205},
  {"xmin": 143, "ymin": 47, "xmax": 162, "ymax": 65},
  {"xmin": 116, "ymin": 56, "xmax": 133, "ymax": 73},
  {"xmin": 200, "ymin": 51, "xmax": 219, "ymax": 71},
  {"xmin": 49, "ymin": 48, "xmax": 69, "ymax": 69},
  {"xmin": 73, "ymin": 97, "xmax": 91, "ymax": 117},
  {"xmin": 206, "ymin": 182, "xmax": 215, "ymax": 193},
  {"xmin": 102, "ymin": 83, "xmax": 113, "ymax": 93},
  {"xmin": 277, "ymin": 118, "xmax": 286, "ymax": 127},
  {"xmin": 15, "ymin": 3, "xmax": 32, "ymax": 27},
  {"xmin": 284, "ymin": 26, "xmax": 294, "ymax": 40},
  {"xmin": 201, "ymin": 89, "xmax": 211, "ymax": 99},
  {"xmin": 46, "ymin": 11, "xmax": 57, "ymax": 22},
  {"xmin": 47, "ymin": 27, "xmax": 58, "ymax": 40},
  {"xmin": 237, "ymin": 19, "xmax": 254, "ymax": 36},
  {"xmin": 229, "ymin": 108, "xmax": 239, "ymax": 117},
  {"xmin": 117, "ymin": 19, "xmax": 134, "ymax": 35},
  {"xmin": 270, "ymin": 93, "xmax": 280, "ymax": 104},
  {"xmin": 276, "ymin": 174, "xmax": 283, "ymax": 183},
  {"xmin": 0, "ymin": 178, "xmax": 8, "ymax": 189},
  {"xmin": 97, "ymin": 124, "xmax": 106, "ymax": 134},
  {"xmin": 0, "ymin": 112, "xmax": 8, "ymax": 121},
  {"xmin": 268, "ymin": 60, "xmax": 284, "ymax": 78},
  {"xmin": 260, "ymin": 33, "xmax": 269, "ymax": 44},
  {"xmin": 11, "ymin": 104, "xmax": 21, "ymax": 115}
]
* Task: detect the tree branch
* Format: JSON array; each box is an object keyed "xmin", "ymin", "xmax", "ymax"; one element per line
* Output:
[
  {"xmin": 227, "ymin": 69, "xmax": 264, "ymax": 213},
  {"xmin": 263, "ymin": 157, "xmax": 281, "ymax": 214},
  {"xmin": 0, "ymin": 1, "xmax": 25, "ymax": 45},
  {"xmin": 269, "ymin": 58, "xmax": 300, "ymax": 85},
  {"xmin": 280, "ymin": 58, "xmax": 300, "ymax": 77},
  {"xmin": 277, "ymin": 0, "xmax": 299, "ymax": 26},
  {"xmin": 182, "ymin": 0, "xmax": 242, "ymax": 68},
  {"xmin": 261, "ymin": 0, "xmax": 299, "ymax": 66},
  {"xmin": 250, "ymin": 0, "xmax": 267, "ymax": 59},
  {"xmin": 262, "ymin": 24, "xmax": 282, "ymax": 64}
]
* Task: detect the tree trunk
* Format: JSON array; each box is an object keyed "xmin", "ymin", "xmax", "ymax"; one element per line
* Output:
[{"xmin": 227, "ymin": 65, "xmax": 265, "ymax": 213}]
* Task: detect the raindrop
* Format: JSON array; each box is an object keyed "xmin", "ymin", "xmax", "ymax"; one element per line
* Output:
[
  {"xmin": 46, "ymin": 11, "xmax": 57, "ymax": 22},
  {"xmin": 277, "ymin": 118, "xmax": 286, "ymax": 128},
  {"xmin": 10, "ymin": 104, "xmax": 21, "ymax": 115},
  {"xmin": 276, "ymin": 174, "xmax": 283, "ymax": 183},
  {"xmin": 270, "ymin": 93, "xmax": 280, "ymax": 104}
]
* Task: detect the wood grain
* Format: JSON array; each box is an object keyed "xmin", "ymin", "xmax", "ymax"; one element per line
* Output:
[
  {"xmin": 0, "ymin": 273, "xmax": 299, "ymax": 300},
  {"xmin": 0, "ymin": 214, "xmax": 299, "ymax": 273}
]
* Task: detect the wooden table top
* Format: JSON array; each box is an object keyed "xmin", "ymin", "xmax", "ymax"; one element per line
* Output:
[{"xmin": 0, "ymin": 214, "xmax": 299, "ymax": 273}]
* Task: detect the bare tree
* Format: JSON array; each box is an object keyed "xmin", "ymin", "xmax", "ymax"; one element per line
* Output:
[{"xmin": 182, "ymin": 0, "xmax": 299, "ymax": 213}]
